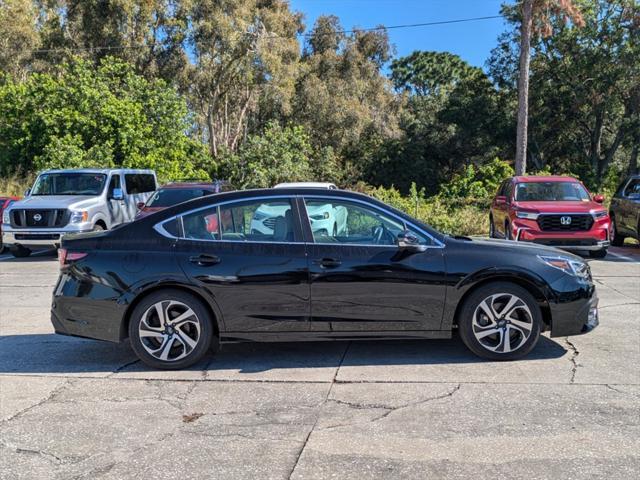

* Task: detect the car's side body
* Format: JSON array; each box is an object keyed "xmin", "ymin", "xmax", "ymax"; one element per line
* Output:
[
  {"xmin": 490, "ymin": 176, "xmax": 610, "ymax": 254},
  {"xmin": 609, "ymin": 175, "xmax": 640, "ymax": 243},
  {"xmin": 51, "ymin": 189, "xmax": 597, "ymax": 352},
  {"xmin": 2, "ymin": 169, "xmax": 157, "ymax": 252}
]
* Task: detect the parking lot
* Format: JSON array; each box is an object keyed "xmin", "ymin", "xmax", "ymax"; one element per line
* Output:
[{"xmin": 0, "ymin": 247, "xmax": 638, "ymax": 479}]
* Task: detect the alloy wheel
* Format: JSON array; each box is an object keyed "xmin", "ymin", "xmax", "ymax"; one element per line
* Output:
[
  {"xmin": 138, "ymin": 300, "xmax": 202, "ymax": 362},
  {"xmin": 472, "ymin": 293, "xmax": 533, "ymax": 354}
]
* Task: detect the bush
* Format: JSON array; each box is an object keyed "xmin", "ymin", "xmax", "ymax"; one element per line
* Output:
[{"xmin": 365, "ymin": 183, "xmax": 489, "ymax": 236}]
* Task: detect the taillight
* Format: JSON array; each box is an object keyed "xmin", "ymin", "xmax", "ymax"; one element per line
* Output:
[{"xmin": 58, "ymin": 249, "xmax": 88, "ymax": 268}]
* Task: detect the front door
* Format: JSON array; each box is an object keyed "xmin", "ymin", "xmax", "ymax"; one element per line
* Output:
[
  {"xmin": 301, "ymin": 196, "xmax": 447, "ymax": 333},
  {"xmin": 175, "ymin": 197, "xmax": 310, "ymax": 334},
  {"xmin": 106, "ymin": 173, "xmax": 126, "ymax": 227}
]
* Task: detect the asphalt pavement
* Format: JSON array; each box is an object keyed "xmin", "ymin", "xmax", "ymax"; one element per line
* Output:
[{"xmin": 0, "ymin": 246, "xmax": 639, "ymax": 479}]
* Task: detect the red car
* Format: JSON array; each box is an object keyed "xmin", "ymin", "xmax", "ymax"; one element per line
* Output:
[
  {"xmin": 489, "ymin": 176, "xmax": 610, "ymax": 258},
  {"xmin": 0, "ymin": 196, "xmax": 21, "ymax": 253},
  {"xmin": 136, "ymin": 182, "xmax": 230, "ymax": 220}
]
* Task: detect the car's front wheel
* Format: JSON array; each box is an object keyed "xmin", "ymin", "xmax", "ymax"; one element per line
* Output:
[
  {"xmin": 129, "ymin": 290, "xmax": 214, "ymax": 370},
  {"xmin": 10, "ymin": 245, "xmax": 31, "ymax": 258},
  {"xmin": 590, "ymin": 248, "xmax": 607, "ymax": 259},
  {"xmin": 610, "ymin": 216, "xmax": 625, "ymax": 246},
  {"xmin": 458, "ymin": 282, "xmax": 541, "ymax": 360}
]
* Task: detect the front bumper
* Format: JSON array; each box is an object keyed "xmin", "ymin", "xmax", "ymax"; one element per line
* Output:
[
  {"xmin": 549, "ymin": 289, "xmax": 599, "ymax": 337},
  {"xmin": 2, "ymin": 228, "xmax": 92, "ymax": 248},
  {"xmin": 513, "ymin": 219, "xmax": 610, "ymax": 251}
]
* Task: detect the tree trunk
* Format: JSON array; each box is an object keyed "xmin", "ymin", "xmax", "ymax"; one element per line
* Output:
[
  {"xmin": 629, "ymin": 144, "xmax": 639, "ymax": 175},
  {"xmin": 515, "ymin": 0, "xmax": 534, "ymax": 176}
]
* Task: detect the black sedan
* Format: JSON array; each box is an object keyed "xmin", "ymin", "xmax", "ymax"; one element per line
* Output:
[{"xmin": 51, "ymin": 188, "xmax": 599, "ymax": 369}]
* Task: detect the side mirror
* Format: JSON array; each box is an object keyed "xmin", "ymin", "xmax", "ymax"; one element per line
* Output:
[
  {"xmin": 495, "ymin": 195, "xmax": 507, "ymax": 205},
  {"xmin": 136, "ymin": 201, "xmax": 145, "ymax": 210},
  {"xmin": 397, "ymin": 230, "xmax": 427, "ymax": 252},
  {"xmin": 24, "ymin": 188, "xmax": 31, "ymax": 197},
  {"xmin": 593, "ymin": 194, "xmax": 604, "ymax": 203},
  {"xmin": 111, "ymin": 188, "xmax": 124, "ymax": 201}
]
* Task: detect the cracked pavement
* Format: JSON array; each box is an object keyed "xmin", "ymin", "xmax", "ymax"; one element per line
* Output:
[{"xmin": 1, "ymin": 247, "xmax": 639, "ymax": 479}]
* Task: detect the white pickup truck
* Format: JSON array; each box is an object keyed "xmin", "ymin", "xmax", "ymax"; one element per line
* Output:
[{"xmin": 1, "ymin": 168, "xmax": 157, "ymax": 257}]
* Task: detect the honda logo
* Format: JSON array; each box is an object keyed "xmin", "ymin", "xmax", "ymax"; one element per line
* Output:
[
  {"xmin": 33, "ymin": 213, "xmax": 42, "ymax": 222},
  {"xmin": 560, "ymin": 216, "xmax": 572, "ymax": 225}
]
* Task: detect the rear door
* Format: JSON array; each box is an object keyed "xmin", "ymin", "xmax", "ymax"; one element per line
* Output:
[
  {"xmin": 301, "ymin": 196, "xmax": 447, "ymax": 333},
  {"xmin": 174, "ymin": 196, "xmax": 310, "ymax": 334}
]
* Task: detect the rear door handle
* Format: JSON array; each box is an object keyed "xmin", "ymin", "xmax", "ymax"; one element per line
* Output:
[
  {"xmin": 189, "ymin": 254, "xmax": 220, "ymax": 266},
  {"xmin": 313, "ymin": 257, "xmax": 342, "ymax": 268}
]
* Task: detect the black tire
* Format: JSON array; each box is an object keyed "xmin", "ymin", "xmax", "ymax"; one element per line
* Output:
[
  {"xmin": 93, "ymin": 223, "xmax": 105, "ymax": 232},
  {"xmin": 610, "ymin": 216, "xmax": 625, "ymax": 246},
  {"xmin": 489, "ymin": 216, "xmax": 495, "ymax": 238},
  {"xmin": 128, "ymin": 289, "xmax": 214, "ymax": 370},
  {"xmin": 505, "ymin": 221, "xmax": 512, "ymax": 240},
  {"xmin": 458, "ymin": 282, "xmax": 542, "ymax": 361},
  {"xmin": 10, "ymin": 245, "xmax": 31, "ymax": 258},
  {"xmin": 589, "ymin": 248, "xmax": 607, "ymax": 259}
]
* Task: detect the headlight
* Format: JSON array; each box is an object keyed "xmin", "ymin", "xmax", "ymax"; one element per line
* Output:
[
  {"xmin": 2, "ymin": 209, "xmax": 9, "ymax": 224},
  {"xmin": 515, "ymin": 210, "xmax": 539, "ymax": 220},
  {"xmin": 593, "ymin": 210, "xmax": 608, "ymax": 219},
  {"xmin": 539, "ymin": 255, "xmax": 590, "ymax": 279},
  {"xmin": 310, "ymin": 212, "xmax": 330, "ymax": 220},
  {"xmin": 70, "ymin": 210, "xmax": 89, "ymax": 223}
]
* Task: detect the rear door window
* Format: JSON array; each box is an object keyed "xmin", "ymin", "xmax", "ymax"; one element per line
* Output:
[{"xmin": 125, "ymin": 174, "xmax": 156, "ymax": 194}]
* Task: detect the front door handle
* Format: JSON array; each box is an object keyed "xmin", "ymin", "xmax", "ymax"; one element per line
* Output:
[
  {"xmin": 189, "ymin": 254, "xmax": 220, "ymax": 266},
  {"xmin": 313, "ymin": 257, "xmax": 342, "ymax": 268}
]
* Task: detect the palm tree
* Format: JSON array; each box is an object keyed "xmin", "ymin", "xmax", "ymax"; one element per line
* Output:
[{"xmin": 515, "ymin": 0, "xmax": 584, "ymax": 175}]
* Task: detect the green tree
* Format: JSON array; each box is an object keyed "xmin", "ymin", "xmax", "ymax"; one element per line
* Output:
[
  {"xmin": 374, "ymin": 51, "xmax": 510, "ymax": 194},
  {"xmin": 217, "ymin": 122, "xmax": 313, "ymax": 189},
  {"xmin": 292, "ymin": 16, "xmax": 400, "ymax": 180},
  {"xmin": 0, "ymin": 0, "xmax": 40, "ymax": 81},
  {"xmin": 0, "ymin": 56, "xmax": 208, "ymax": 182},
  {"xmin": 513, "ymin": 0, "xmax": 584, "ymax": 175}
]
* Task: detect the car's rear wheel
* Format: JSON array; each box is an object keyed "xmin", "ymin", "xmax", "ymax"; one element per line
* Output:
[
  {"xmin": 10, "ymin": 245, "xmax": 31, "ymax": 258},
  {"xmin": 458, "ymin": 282, "xmax": 541, "ymax": 360},
  {"xmin": 505, "ymin": 221, "xmax": 513, "ymax": 240},
  {"xmin": 610, "ymin": 216, "xmax": 625, "ymax": 246},
  {"xmin": 129, "ymin": 290, "xmax": 214, "ymax": 370}
]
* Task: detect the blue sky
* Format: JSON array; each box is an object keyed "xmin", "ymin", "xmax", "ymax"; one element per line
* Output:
[{"xmin": 289, "ymin": 0, "xmax": 513, "ymax": 69}]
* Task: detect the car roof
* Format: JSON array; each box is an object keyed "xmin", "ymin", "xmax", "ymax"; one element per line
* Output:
[
  {"xmin": 40, "ymin": 168, "xmax": 155, "ymax": 175},
  {"xmin": 274, "ymin": 182, "xmax": 337, "ymax": 189},
  {"xmin": 512, "ymin": 175, "xmax": 580, "ymax": 183}
]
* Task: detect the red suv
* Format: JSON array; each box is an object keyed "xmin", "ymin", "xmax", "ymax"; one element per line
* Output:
[{"xmin": 490, "ymin": 176, "xmax": 610, "ymax": 258}]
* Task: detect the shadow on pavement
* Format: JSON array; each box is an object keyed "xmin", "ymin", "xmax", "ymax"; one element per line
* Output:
[{"xmin": 0, "ymin": 333, "xmax": 567, "ymax": 375}]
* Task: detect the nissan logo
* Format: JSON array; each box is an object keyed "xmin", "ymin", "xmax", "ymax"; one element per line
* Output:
[
  {"xmin": 33, "ymin": 213, "xmax": 42, "ymax": 222},
  {"xmin": 560, "ymin": 216, "xmax": 572, "ymax": 225}
]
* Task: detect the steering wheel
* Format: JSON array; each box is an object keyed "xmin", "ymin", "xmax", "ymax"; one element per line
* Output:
[{"xmin": 373, "ymin": 225, "xmax": 386, "ymax": 245}]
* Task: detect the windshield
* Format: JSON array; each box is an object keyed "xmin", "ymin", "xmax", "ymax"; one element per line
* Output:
[
  {"xmin": 146, "ymin": 188, "xmax": 212, "ymax": 207},
  {"xmin": 515, "ymin": 182, "xmax": 590, "ymax": 202},
  {"xmin": 31, "ymin": 173, "xmax": 107, "ymax": 196}
]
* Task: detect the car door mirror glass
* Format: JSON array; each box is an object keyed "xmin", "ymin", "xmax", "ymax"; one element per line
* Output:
[
  {"xmin": 24, "ymin": 188, "xmax": 31, "ymax": 196},
  {"xmin": 593, "ymin": 194, "xmax": 605, "ymax": 203},
  {"xmin": 397, "ymin": 230, "xmax": 427, "ymax": 252}
]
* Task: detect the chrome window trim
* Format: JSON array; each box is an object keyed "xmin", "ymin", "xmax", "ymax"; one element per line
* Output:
[
  {"xmin": 154, "ymin": 193, "xmax": 445, "ymax": 248},
  {"xmin": 154, "ymin": 195, "xmax": 305, "ymax": 244},
  {"xmin": 301, "ymin": 194, "xmax": 445, "ymax": 249}
]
